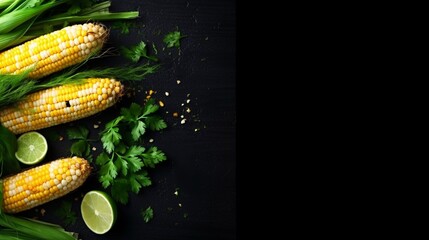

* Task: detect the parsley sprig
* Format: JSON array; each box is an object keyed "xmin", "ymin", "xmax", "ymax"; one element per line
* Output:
[
  {"xmin": 121, "ymin": 41, "xmax": 159, "ymax": 63},
  {"xmin": 141, "ymin": 206, "xmax": 154, "ymax": 223},
  {"xmin": 163, "ymin": 30, "xmax": 186, "ymax": 48},
  {"xmin": 67, "ymin": 125, "xmax": 92, "ymax": 162},
  {"xmin": 96, "ymin": 99, "xmax": 167, "ymax": 204}
]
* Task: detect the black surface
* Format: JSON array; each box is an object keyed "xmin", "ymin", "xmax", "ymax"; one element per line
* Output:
[{"xmin": 16, "ymin": 0, "xmax": 236, "ymax": 239}]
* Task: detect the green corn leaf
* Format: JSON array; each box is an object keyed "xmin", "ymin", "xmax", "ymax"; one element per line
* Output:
[{"xmin": 0, "ymin": 0, "xmax": 66, "ymax": 34}]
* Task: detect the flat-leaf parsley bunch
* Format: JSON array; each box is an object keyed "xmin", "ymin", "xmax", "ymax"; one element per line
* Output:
[{"xmin": 96, "ymin": 99, "xmax": 167, "ymax": 204}]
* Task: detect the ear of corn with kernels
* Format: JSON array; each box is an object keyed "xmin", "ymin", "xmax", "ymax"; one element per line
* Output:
[
  {"xmin": 0, "ymin": 78, "xmax": 124, "ymax": 134},
  {"xmin": 0, "ymin": 23, "xmax": 107, "ymax": 79},
  {"xmin": 1, "ymin": 157, "xmax": 91, "ymax": 213}
]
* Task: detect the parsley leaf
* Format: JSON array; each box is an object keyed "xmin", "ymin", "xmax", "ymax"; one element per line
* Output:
[
  {"xmin": 112, "ymin": 21, "xmax": 134, "ymax": 34},
  {"xmin": 141, "ymin": 206, "xmax": 154, "ymax": 223},
  {"xmin": 67, "ymin": 126, "xmax": 92, "ymax": 161},
  {"xmin": 66, "ymin": 126, "xmax": 89, "ymax": 140},
  {"xmin": 121, "ymin": 100, "xmax": 166, "ymax": 141},
  {"xmin": 142, "ymin": 147, "xmax": 167, "ymax": 168},
  {"xmin": 131, "ymin": 121, "xmax": 146, "ymax": 141},
  {"xmin": 99, "ymin": 174, "xmax": 114, "ymax": 189},
  {"xmin": 99, "ymin": 160, "xmax": 117, "ymax": 188},
  {"xmin": 145, "ymin": 115, "xmax": 167, "ymax": 131},
  {"xmin": 123, "ymin": 146, "xmax": 145, "ymax": 172},
  {"xmin": 142, "ymin": 99, "xmax": 159, "ymax": 116},
  {"xmin": 121, "ymin": 41, "xmax": 158, "ymax": 63},
  {"xmin": 163, "ymin": 31, "xmax": 186, "ymax": 48},
  {"xmin": 55, "ymin": 200, "xmax": 77, "ymax": 226},
  {"xmin": 121, "ymin": 102, "xmax": 143, "ymax": 120},
  {"xmin": 101, "ymin": 116, "xmax": 123, "ymax": 154},
  {"xmin": 130, "ymin": 171, "xmax": 152, "ymax": 193},
  {"xmin": 96, "ymin": 152, "xmax": 110, "ymax": 165},
  {"xmin": 121, "ymin": 103, "xmax": 146, "ymax": 141},
  {"xmin": 111, "ymin": 178, "xmax": 130, "ymax": 204},
  {"xmin": 70, "ymin": 139, "xmax": 87, "ymax": 156}
]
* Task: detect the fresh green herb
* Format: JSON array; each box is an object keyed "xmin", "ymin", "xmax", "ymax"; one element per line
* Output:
[
  {"xmin": 0, "ymin": 124, "xmax": 20, "ymax": 177},
  {"xmin": 100, "ymin": 116, "xmax": 123, "ymax": 154},
  {"xmin": 67, "ymin": 125, "xmax": 92, "ymax": 162},
  {"xmin": 112, "ymin": 21, "xmax": 134, "ymax": 34},
  {"xmin": 96, "ymin": 100, "xmax": 167, "ymax": 204},
  {"xmin": 163, "ymin": 30, "xmax": 186, "ymax": 48},
  {"xmin": 121, "ymin": 41, "xmax": 159, "ymax": 63},
  {"xmin": 0, "ymin": 69, "xmax": 33, "ymax": 108},
  {"xmin": 120, "ymin": 102, "xmax": 167, "ymax": 141},
  {"xmin": 141, "ymin": 206, "xmax": 153, "ymax": 223},
  {"xmin": 67, "ymin": 125, "xmax": 89, "ymax": 140},
  {"xmin": 55, "ymin": 200, "xmax": 77, "ymax": 226},
  {"xmin": 142, "ymin": 147, "xmax": 167, "ymax": 168}
]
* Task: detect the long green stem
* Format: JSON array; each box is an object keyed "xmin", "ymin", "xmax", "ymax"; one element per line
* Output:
[
  {"xmin": 0, "ymin": 0, "xmax": 16, "ymax": 9},
  {"xmin": 34, "ymin": 12, "xmax": 139, "ymax": 26},
  {"xmin": 0, "ymin": 0, "xmax": 68, "ymax": 33},
  {"xmin": 0, "ymin": 0, "xmax": 22, "ymax": 14},
  {"xmin": 0, "ymin": 17, "xmax": 33, "ymax": 50}
]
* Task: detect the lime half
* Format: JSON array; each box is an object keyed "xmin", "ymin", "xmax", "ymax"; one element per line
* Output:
[
  {"xmin": 15, "ymin": 131, "xmax": 48, "ymax": 165},
  {"xmin": 81, "ymin": 190, "xmax": 117, "ymax": 234}
]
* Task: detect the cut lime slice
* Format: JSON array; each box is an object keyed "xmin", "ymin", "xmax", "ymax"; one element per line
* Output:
[
  {"xmin": 15, "ymin": 131, "xmax": 48, "ymax": 165},
  {"xmin": 81, "ymin": 190, "xmax": 117, "ymax": 234}
]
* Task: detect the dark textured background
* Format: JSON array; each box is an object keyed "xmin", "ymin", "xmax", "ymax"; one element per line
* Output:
[{"xmin": 17, "ymin": 0, "xmax": 236, "ymax": 239}]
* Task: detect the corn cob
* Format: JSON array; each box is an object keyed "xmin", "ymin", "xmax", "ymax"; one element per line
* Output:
[
  {"xmin": 0, "ymin": 23, "xmax": 107, "ymax": 79},
  {"xmin": 1, "ymin": 157, "xmax": 91, "ymax": 213},
  {"xmin": 0, "ymin": 78, "xmax": 124, "ymax": 134}
]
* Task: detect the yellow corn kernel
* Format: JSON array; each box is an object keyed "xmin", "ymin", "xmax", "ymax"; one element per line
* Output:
[
  {"xmin": 0, "ymin": 78, "xmax": 124, "ymax": 134},
  {"xmin": 0, "ymin": 23, "xmax": 107, "ymax": 79},
  {"xmin": 1, "ymin": 157, "xmax": 91, "ymax": 213}
]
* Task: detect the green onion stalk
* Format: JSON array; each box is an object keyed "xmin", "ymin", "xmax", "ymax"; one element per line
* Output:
[{"xmin": 0, "ymin": 0, "xmax": 14, "ymax": 10}]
